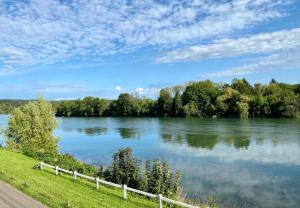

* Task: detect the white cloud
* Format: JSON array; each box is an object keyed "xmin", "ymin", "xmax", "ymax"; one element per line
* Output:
[
  {"xmin": 0, "ymin": 0, "xmax": 291, "ymax": 74},
  {"xmin": 157, "ymin": 28, "xmax": 300, "ymax": 63},
  {"xmin": 162, "ymin": 140, "xmax": 300, "ymax": 166},
  {"xmin": 115, "ymin": 86, "xmax": 122, "ymax": 91},
  {"xmin": 53, "ymin": 98, "xmax": 76, "ymax": 101},
  {"xmin": 202, "ymin": 50, "xmax": 300, "ymax": 78},
  {"xmin": 135, "ymin": 87, "xmax": 144, "ymax": 94},
  {"xmin": 135, "ymin": 87, "xmax": 160, "ymax": 96}
]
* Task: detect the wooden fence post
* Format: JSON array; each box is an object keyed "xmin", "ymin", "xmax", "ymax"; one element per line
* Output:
[
  {"xmin": 74, "ymin": 171, "xmax": 77, "ymax": 180},
  {"xmin": 123, "ymin": 184, "xmax": 127, "ymax": 199},
  {"xmin": 96, "ymin": 177, "xmax": 99, "ymax": 189},
  {"xmin": 158, "ymin": 194, "xmax": 163, "ymax": 208},
  {"xmin": 40, "ymin": 162, "xmax": 43, "ymax": 171},
  {"xmin": 55, "ymin": 166, "xmax": 59, "ymax": 175}
]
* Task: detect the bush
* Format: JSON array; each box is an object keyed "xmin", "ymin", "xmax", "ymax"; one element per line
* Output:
[
  {"xmin": 103, "ymin": 148, "xmax": 181, "ymax": 197},
  {"xmin": 5, "ymin": 97, "xmax": 59, "ymax": 157}
]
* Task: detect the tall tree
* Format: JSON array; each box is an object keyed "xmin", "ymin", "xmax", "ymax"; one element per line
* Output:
[
  {"xmin": 182, "ymin": 80, "xmax": 218, "ymax": 117},
  {"xmin": 236, "ymin": 95, "xmax": 252, "ymax": 118},
  {"xmin": 215, "ymin": 87, "xmax": 239, "ymax": 117},
  {"xmin": 158, "ymin": 88, "xmax": 173, "ymax": 117},
  {"xmin": 172, "ymin": 86, "xmax": 184, "ymax": 116},
  {"xmin": 5, "ymin": 97, "xmax": 59, "ymax": 157},
  {"xmin": 116, "ymin": 93, "xmax": 137, "ymax": 116}
]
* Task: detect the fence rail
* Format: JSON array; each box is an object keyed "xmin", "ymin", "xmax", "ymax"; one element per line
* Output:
[
  {"xmin": 39, "ymin": 161, "xmax": 200, "ymax": 208},
  {"xmin": 57, "ymin": 167, "xmax": 73, "ymax": 175}
]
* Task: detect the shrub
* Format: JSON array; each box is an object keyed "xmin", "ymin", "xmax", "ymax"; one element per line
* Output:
[{"xmin": 5, "ymin": 97, "xmax": 59, "ymax": 157}]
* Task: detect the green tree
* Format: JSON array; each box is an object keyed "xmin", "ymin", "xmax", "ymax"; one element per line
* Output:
[
  {"xmin": 158, "ymin": 88, "xmax": 173, "ymax": 116},
  {"xmin": 183, "ymin": 102, "xmax": 199, "ymax": 116},
  {"xmin": 55, "ymin": 100, "xmax": 73, "ymax": 117},
  {"xmin": 110, "ymin": 148, "xmax": 142, "ymax": 189},
  {"xmin": 182, "ymin": 80, "xmax": 218, "ymax": 117},
  {"xmin": 95, "ymin": 98, "xmax": 110, "ymax": 116},
  {"xmin": 277, "ymin": 89, "xmax": 299, "ymax": 118},
  {"xmin": 231, "ymin": 78, "xmax": 253, "ymax": 94},
  {"xmin": 215, "ymin": 87, "xmax": 239, "ymax": 117},
  {"xmin": 135, "ymin": 97, "xmax": 156, "ymax": 116},
  {"xmin": 236, "ymin": 95, "xmax": 252, "ymax": 118},
  {"xmin": 294, "ymin": 84, "xmax": 300, "ymax": 95},
  {"xmin": 5, "ymin": 97, "xmax": 59, "ymax": 157},
  {"xmin": 172, "ymin": 86, "xmax": 184, "ymax": 116},
  {"xmin": 249, "ymin": 84, "xmax": 266, "ymax": 117},
  {"xmin": 116, "ymin": 93, "xmax": 138, "ymax": 116}
]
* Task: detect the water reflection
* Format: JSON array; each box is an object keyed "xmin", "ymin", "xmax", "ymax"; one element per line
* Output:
[
  {"xmin": 1, "ymin": 115, "xmax": 300, "ymax": 208},
  {"xmin": 186, "ymin": 134, "xmax": 218, "ymax": 150},
  {"xmin": 74, "ymin": 126, "xmax": 141, "ymax": 139},
  {"xmin": 161, "ymin": 132, "xmax": 251, "ymax": 150},
  {"xmin": 117, "ymin": 128, "xmax": 140, "ymax": 139},
  {"xmin": 225, "ymin": 135, "xmax": 250, "ymax": 149},
  {"xmin": 76, "ymin": 127, "xmax": 108, "ymax": 136}
]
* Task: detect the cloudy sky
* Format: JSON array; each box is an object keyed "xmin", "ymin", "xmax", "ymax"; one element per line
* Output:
[{"xmin": 0, "ymin": 0, "xmax": 299, "ymax": 99}]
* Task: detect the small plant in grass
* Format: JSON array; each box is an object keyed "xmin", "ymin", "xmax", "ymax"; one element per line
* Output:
[
  {"xmin": 207, "ymin": 195, "xmax": 218, "ymax": 208},
  {"xmin": 63, "ymin": 200, "xmax": 71, "ymax": 208},
  {"xmin": 0, "ymin": 170, "xmax": 4, "ymax": 175},
  {"xmin": 23, "ymin": 181, "xmax": 29, "ymax": 188},
  {"xmin": 9, "ymin": 175, "xmax": 16, "ymax": 180}
]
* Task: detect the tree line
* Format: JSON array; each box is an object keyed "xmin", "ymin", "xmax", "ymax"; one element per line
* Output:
[
  {"xmin": 55, "ymin": 79, "xmax": 300, "ymax": 118},
  {"xmin": 0, "ymin": 99, "xmax": 29, "ymax": 114},
  {"xmin": 4, "ymin": 97, "xmax": 181, "ymax": 198}
]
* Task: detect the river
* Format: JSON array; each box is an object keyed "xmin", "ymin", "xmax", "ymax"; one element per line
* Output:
[{"xmin": 0, "ymin": 115, "xmax": 300, "ymax": 208}]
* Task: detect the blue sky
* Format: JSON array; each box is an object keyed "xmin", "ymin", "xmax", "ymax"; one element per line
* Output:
[{"xmin": 0, "ymin": 0, "xmax": 299, "ymax": 100}]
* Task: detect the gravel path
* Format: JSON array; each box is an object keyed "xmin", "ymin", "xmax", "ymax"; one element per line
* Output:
[{"xmin": 0, "ymin": 180, "xmax": 47, "ymax": 208}]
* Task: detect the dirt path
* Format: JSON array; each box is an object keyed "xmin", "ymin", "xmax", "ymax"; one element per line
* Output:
[{"xmin": 0, "ymin": 180, "xmax": 47, "ymax": 208}]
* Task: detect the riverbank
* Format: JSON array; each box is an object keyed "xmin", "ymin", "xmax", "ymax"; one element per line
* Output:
[{"xmin": 0, "ymin": 148, "xmax": 158, "ymax": 208}]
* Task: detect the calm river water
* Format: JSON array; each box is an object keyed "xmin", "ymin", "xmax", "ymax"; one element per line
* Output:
[{"xmin": 0, "ymin": 115, "xmax": 300, "ymax": 208}]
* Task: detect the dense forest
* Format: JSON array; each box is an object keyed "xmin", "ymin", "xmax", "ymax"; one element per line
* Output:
[
  {"xmin": 1, "ymin": 79, "xmax": 300, "ymax": 118},
  {"xmin": 54, "ymin": 79, "xmax": 300, "ymax": 118}
]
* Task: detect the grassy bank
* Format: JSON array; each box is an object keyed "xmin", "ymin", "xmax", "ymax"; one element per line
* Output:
[{"xmin": 0, "ymin": 149, "xmax": 158, "ymax": 208}]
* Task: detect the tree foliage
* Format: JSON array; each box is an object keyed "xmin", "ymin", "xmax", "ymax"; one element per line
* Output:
[
  {"xmin": 158, "ymin": 88, "xmax": 173, "ymax": 117},
  {"xmin": 3, "ymin": 79, "xmax": 299, "ymax": 118},
  {"xmin": 0, "ymin": 99, "xmax": 29, "ymax": 114},
  {"xmin": 54, "ymin": 79, "xmax": 300, "ymax": 118},
  {"xmin": 103, "ymin": 148, "xmax": 181, "ymax": 197},
  {"xmin": 5, "ymin": 97, "xmax": 59, "ymax": 157},
  {"xmin": 110, "ymin": 147, "xmax": 142, "ymax": 188}
]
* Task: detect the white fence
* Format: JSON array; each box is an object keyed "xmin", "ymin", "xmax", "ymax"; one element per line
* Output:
[{"xmin": 39, "ymin": 162, "xmax": 200, "ymax": 208}]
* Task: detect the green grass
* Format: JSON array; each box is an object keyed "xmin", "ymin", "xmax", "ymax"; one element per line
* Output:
[{"xmin": 0, "ymin": 148, "xmax": 159, "ymax": 208}]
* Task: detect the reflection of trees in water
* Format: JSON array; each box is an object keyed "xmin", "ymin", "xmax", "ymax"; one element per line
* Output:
[
  {"xmin": 75, "ymin": 126, "xmax": 141, "ymax": 139},
  {"xmin": 161, "ymin": 132, "xmax": 251, "ymax": 150},
  {"xmin": 224, "ymin": 135, "xmax": 250, "ymax": 149},
  {"xmin": 161, "ymin": 133, "xmax": 172, "ymax": 142},
  {"xmin": 161, "ymin": 133, "xmax": 185, "ymax": 144},
  {"xmin": 77, "ymin": 127, "xmax": 108, "ymax": 136},
  {"xmin": 118, "ymin": 128, "xmax": 140, "ymax": 139},
  {"xmin": 186, "ymin": 134, "xmax": 218, "ymax": 150}
]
